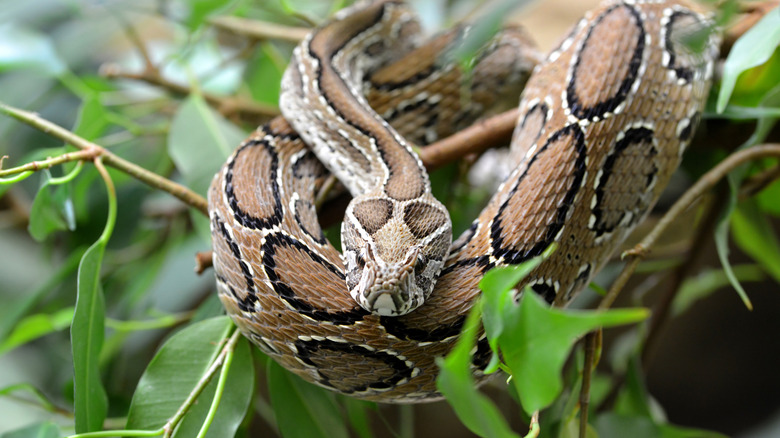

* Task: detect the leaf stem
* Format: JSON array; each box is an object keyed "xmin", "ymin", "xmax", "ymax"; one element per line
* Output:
[
  {"xmin": 0, "ymin": 150, "xmax": 95, "ymax": 178},
  {"xmin": 162, "ymin": 326, "xmax": 240, "ymax": 438},
  {"xmin": 195, "ymin": 330, "xmax": 242, "ymax": 438}
]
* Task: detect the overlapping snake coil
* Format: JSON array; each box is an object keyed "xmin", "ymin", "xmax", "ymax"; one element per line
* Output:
[{"xmin": 208, "ymin": 0, "xmax": 719, "ymax": 402}]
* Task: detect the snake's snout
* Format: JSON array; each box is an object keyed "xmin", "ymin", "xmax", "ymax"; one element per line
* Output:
[{"xmin": 352, "ymin": 246, "xmax": 424, "ymax": 316}]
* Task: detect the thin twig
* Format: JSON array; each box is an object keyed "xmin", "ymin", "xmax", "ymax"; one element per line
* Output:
[
  {"xmin": 0, "ymin": 149, "xmax": 99, "ymax": 177},
  {"xmin": 0, "ymin": 102, "xmax": 209, "ymax": 216},
  {"xmin": 209, "ymin": 16, "xmax": 310, "ymax": 42},
  {"xmin": 598, "ymin": 143, "xmax": 780, "ymax": 311},
  {"xmin": 100, "ymin": 65, "xmax": 279, "ymax": 118}
]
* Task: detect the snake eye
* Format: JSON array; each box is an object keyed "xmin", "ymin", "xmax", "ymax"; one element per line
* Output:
[
  {"xmin": 414, "ymin": 255, "xmax": 427, "ymax": 277},
  {"xmin": 355, "ymin": 253, "xmax": 366, "ymax": 270}
]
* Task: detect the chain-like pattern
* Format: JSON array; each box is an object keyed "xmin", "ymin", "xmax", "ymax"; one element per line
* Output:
[{"xmin": 208, "ymin": 0, "xmax": 719, "ymax": 402}]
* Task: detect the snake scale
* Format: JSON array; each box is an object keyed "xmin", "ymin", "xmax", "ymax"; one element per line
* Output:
[{"xmin": 208, "ymin": 0, "xmax": 719, "ymax": 402}]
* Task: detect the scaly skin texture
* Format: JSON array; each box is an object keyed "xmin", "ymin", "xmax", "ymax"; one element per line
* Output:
[{"xmin": 208, "ymin": 0, "xmax": 719, "ymax": 403}]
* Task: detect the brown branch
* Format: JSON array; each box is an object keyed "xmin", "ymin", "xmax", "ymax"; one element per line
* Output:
[
  {"xmin": 195, "ymin": 251, "xmax": 214, "ymax": 274},
  {"xmin": 0, "ymin": 102, "xmax": 209, "ymax": 216},
  {"xmin": 100, "ymin": 64, "xmax": 279, "ymax": 119},
  {"xmin": 209, "ymin": 16, "xmax": 309, "ymax": 42},
  {"xmin": 598, "ymin": 143, "xmax": 780, "ymax": 311},
  {"xmin": 418, "ymin": 108, "xmax": 519, "ymax": 170}
]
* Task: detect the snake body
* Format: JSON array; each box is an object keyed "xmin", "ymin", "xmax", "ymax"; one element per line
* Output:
[{"xmin": 208, "ymin": 0, "xmax": 719, "ymax": 402}]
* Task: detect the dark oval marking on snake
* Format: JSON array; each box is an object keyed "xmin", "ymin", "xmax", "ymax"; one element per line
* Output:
[
  {"xmin": 591, "ymin": 126, "xmax": 657, "ymax": 236},
  {"xmin": 352, "ymin": 198, "xmax": 394, "ymax": 235},
  {"xmin": 567, "ymin": 4, "xmax": 645, "ymax": 120},
  {"xmin": 263, "ymin": 232, "xmax": 369, "ymax": 324},
  {"xmin": 295, "ymin": 338, "xmax": 415, "ymax": 393},
  {"xmin": 403, "ymin": 201, "xmax": 449, "ymax": 239},
  {"xmin": 490, "ymin": 124, "xmax": 588, "ymax": 264},
  {"xmin": 225, "ymin": 136, "xmax": 283, "ymax": 231},
  {"xmin": 664, "ymin": 10, "xmax": 709, "ymax": 84}
]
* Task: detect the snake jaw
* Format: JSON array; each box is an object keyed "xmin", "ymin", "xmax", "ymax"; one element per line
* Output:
[{"xmin": 353, "ymin": 244, "xmax": 422, "ymax": 316}]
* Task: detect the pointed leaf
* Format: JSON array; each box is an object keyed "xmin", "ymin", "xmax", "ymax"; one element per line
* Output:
[
  {"xmin": 126, "ymin": 316, "xmax": 233, "ymax": 429},
  {"xmin": 717, "ymin": 5, "xmax": 780, "ymax": 112},
  {"xmin": 168, "ymin": 94, "xmax": 246, "ymax": 196},
  {"xmin": 714, "ymin": 173, "xmax": 754, "ymax": 310},
  {"xmin": 0, "ymin": 307, "xmax": 73, "ymax": 355},
  {"xmin": 486, "ymin": 291, "xmax": 647, "ymax": 413},
  {"xmin": 72, "ymin": 240, "xmax": 108, "ymax": 433},
  {"xmin": 172, "ymin": 336, "xmax": 254, "ymax": 438}
]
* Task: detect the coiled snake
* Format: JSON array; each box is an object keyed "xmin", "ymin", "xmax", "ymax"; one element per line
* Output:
[{"xmin": 208, "ymin": 0, "xmax": 719, "ymax": 402}]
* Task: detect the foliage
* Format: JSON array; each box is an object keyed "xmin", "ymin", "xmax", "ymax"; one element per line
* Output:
[{"xmin": 0, "ymin": 0, "xmax": 779, "ymax": 437}]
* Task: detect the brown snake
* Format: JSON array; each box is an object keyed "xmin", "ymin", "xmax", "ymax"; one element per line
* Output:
[{"xmin": 208, "ymin": 0, "xmax": 719, "ymax": 402}]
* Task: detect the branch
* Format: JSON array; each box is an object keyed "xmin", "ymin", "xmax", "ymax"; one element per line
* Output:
[
  {"xmin": 100, "ymin": 65, "xmax": 279, "ymax": 119},
  {"xmin": 598, "ymin": 143, "xmax": 780, "ymax": 311},
  {"xmin": 209, "ymin": 16, "xmax": 309, "ymax": 42},
  {"xmin": 0, "ymin": 102, "xmax": 209, "ymax": 216},
  {"xmin": 418, "ymin": 108, "xmax": 519, "ymax": 169}
]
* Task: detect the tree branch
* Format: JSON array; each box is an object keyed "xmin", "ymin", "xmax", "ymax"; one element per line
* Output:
[
  {"xmin": 0, "ymin": 102, "xmax": 209, "ymax": 216},
  {"xmin": 100, "ymin": 65, "xmax": 279, "ymax": 119},
  {"xmin": 209, "ymin": 16, "xmax": 309, "ymax": 42}
]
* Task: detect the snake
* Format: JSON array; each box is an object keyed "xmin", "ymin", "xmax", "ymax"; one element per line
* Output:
[{"xmin": 208, "ymin": 0, "xmax": 719, "ymax": 402}]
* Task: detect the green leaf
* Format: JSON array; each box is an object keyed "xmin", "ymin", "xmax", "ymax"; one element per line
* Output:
[
  {"xmin": 479, "ymin": 259, "xmax": 542, "ymax": 373},
  {"xmin": 268, "ymin": 360, "xmax": 349, "ymax": 438},
  {"xmin": 28, "ymin": 170, "xmax": 76, "ymax": 242},
  {"xmin": 126, "ymin": 316, "xmax": 233, "ymax": 429},
  {"xmin": 0, "ymin": 248, "xmax": 83, "ymax": 343},
  {"xmin": 73, "ymin": 95, "xmax": 110, "ymax": 141},
  {"xmin": 181, "ymin": 0, "xmax": 237, "ymax": 30},
  {"xmin": 756, "ymin": 178, "xmax": 780, "ymax": 216},
  {"xmin": 0, "ymin": 307, "xmax": 73, "ymax": 355},
  {"xmin": 72, "ymin": 239, "xmax": 108, "ymax": 433},
  {"xmin": 172, "ymin": 336, "xmax": 254, "ymax": 438},
  {"xmin": 485, "ymin": 290, "xmax": 648, "ymax": 413},
  {"xmin": 342, "ymin": 398, "xmax": 375, "ymax": 438},
  {"xmin": 0, "ymin": 24, "xmax": 66, "ymax": 76},
  {"xmin": 672, "ymin": 264, "xmax": 764, "ymax": 316},
  {"xmin": 438, "ymin": 306, "xmax": 519, "ymax": 438},
  {"xmin": 245, "ymin": 43, "xmax": 285, "ymax": 106},
  {"xmin": 717, "ymin": 6, "xmax": 780, "ymax": 112},
  {"xmin": 714, "ymin": 174, "xmax": 754, "ymax": 310},
  {"xmin": 438, "ymin": 306, "xmax": 522, "ymax": 438},
  {"xmin": 0, "ymin": 421, "xmax": 60, "ymax": 438},
  {"xmin": 168, "ymin": 94, "xmax": 246, "ymax": 196},
  {"xmin": 731, "ymin": 198, "xmax": 780, "ymax": 283}
]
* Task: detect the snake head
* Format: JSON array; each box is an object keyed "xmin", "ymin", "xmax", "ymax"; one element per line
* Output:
[{"xmin": 342, "ymin": 206, "xmax": 451, "ymax": 316}]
